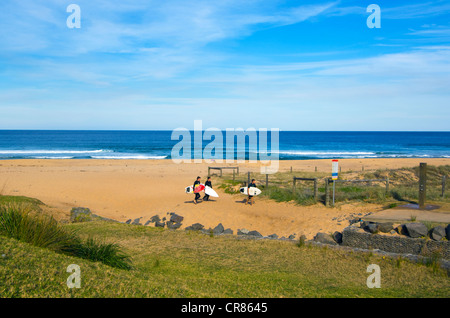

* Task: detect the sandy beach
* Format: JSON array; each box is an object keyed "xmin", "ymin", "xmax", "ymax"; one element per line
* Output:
[{"xmin": 0, "ymin": 158, "xmax": 448, "ymax": 239}]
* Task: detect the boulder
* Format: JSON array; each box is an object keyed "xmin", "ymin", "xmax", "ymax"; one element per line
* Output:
[
  {"xmin": 166, "ymin": 221, "xmax": 182, "ymax": 230},
  {"xmin": 267, "ymin": 234, "xmax": 278, "ymax": 239},
  {"xmin": 237, "ymin": 229, "xmax": 249, "ymax": 235},
  {"xmin": 332, "ymin": 231, "xmax": 343, "ymax": 244},
  {"xmin": 170, "ymin": 213, "xmax": 184, "ymax": 223},
  {"xmin": 149, "ymin": 215, "xmax": 161, "ymax": 223},
  {"xmin": 377, "ymin": 222, "xmax": 393, "ymax": 233},
  {"xmin": 288, "ymin": 234, "xmax": 296, "ymax": 240},
  {"xmin": 70, "ymin": 207, "xmax": 93, "ymax": 223},
  {"xmin": 429, "ymin": 226, "xmax": 446, "ymax": 241},
  {"xmin": 131, "ymin": 217, "xmax": 142, "ymax": 225},
  {"xmin": 248, "ymin": 230, "xmax": 263, "ymax": 238},
  {"xmin": 403, "ymin": 223, "xmax": 428, "ymax": 238},
  {"xmin": 313, "ymin": 232, "xmax": 337, "ymax": 245},
  {"xmin": 185, "ymin": 223, "xmax": 204, "ymax": 231},
  {"xmin": 125, "ymin": 219, "xmax": 132, "ymax": 224},
  {"xmin": 223, "ymin": 228, "xmax": 233, "ymax": 235},
  {"xmin": 364, "ymin": 223, "xmax": 379, "ymax": 234},
  {"xmin": 155, "ymin": 220, "xmax": 165, "ymax": 228},
  {"xmin": 213, "ymin": 223, "xmax": 225, "ymax": 235}
]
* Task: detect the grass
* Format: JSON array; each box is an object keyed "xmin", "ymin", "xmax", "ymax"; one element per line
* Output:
[
  {"xmin": 1, "ymin": 220, "xmax": 448, "ymax": 298},
  {"xmin": 216, "ymin": 165, "xmax": 450, "ymax": 207},
  {"xmin": 0, "ymin": 200, "xmax": 132, "ymax": 270}
]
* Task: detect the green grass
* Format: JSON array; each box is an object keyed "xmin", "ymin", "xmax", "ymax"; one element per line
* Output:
[
  {"xmin": 0, "ymin": 201, "xmax": 132, "ymax": 270},
  {"xmin": 217, "ymin": 165, "xmax": 450, "ymax": 206},
  {"xmin": 1, "ymin": 219, "xmax": 449, "ymax": 298}
]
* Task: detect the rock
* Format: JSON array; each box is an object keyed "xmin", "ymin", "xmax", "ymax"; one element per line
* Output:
[
  {"xmin": 332, "ymin": 231, "xmax": 343, "ymax": 244},
  {"xmin": 125, "ymin": 219, "xmax": 132, "ymax": 224},
  {"xmin": 248, "ymin": 230, "xmax": 263, "ymax": 237},
  {"xmin": 237, "ymin": 229, "xmax": 249, "ymax": 235},
  {"xmin": 313, "ymin": 232, "xmax": 337, "ymax": 245},
  {"xmin": 166, "ymin": 221, "xmax": 182, "ymax": 230},
  {"xmin": 149, "ymin": 215, "xmax": 161, "ymax": 223},
  {"xmin": 403, "ymin": 223, "xmax": 428, "ymax": 238},
  {"xmin": 378, "ymin": 222, "xmax": 393, "ymax": 233},
  {"xmin": 70, "ymin": 207, "xmax": 93, "ymax": 223},
  {"xmin": 429, "ymin": 226, "xmax": 446, "ymax": 241},
  {"xmin": 185, "ymin": 223, "xmax": 204, "ymax": 231},
  {"xmin": 364, "ymin": 223, "xmax": 379, "ymax": 234},
  {"xmin": 267, "ymin": 234, "xmax": 278, "ymax": 239},
  {"xmin": 288, "ymin": 234, "xmax": 296, "ymax": 240},
  {"xmin": 223, "ymin": 228, "xmax": 233, "ymax": 235},
  {"xmin": 213, "ymin": 223, "xmax": 225, "ymax": 235},
  {"xmin": 446, "ymin": 225, "xmax": 450, "ymax": 240},
  {"xmin": 349, "ymin": 218, "xmax": 361, "ymax": 225},
  {"xmin": 131, "ymin": 217, "xmax": 142, "ymax": 225},
  {"xmin": 144, "ymin": 220, "xmax": 152, "ymax": 226},
  {"xmin": 155, "ymin": 220, "xmax": 165, "ymax": 228},
  {"xmin": 170, "ymin": 213, "xmax": 184, "ymax": 223}
]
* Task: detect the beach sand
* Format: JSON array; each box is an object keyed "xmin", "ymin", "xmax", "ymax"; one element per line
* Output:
[{"xmin": 0, "ymin": 158, "xmax": 448, "ymax": 239}]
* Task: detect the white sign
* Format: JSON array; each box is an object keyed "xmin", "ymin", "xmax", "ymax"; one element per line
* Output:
[{"xmin": 332, "ymin": 159, "xmax": 339, "ymax": 180}]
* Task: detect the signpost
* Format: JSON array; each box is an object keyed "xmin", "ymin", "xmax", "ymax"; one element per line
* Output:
[{"xmin": 332, "ymin": 160, "xmax": 338, "ymax": 206}]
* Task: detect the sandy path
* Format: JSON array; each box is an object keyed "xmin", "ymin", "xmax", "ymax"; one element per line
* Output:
[{"xmin": 0, "ymin": 158, "xmax": 448, "ymax": 239}]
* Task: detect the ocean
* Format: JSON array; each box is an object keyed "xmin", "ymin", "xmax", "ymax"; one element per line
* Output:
[{"xmin": 0, "ymin": 130, "xmax": 448, "ymax": 161}]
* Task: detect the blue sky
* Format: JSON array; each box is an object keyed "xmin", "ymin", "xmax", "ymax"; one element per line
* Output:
[{"xmin": 0, "ymin": 0, "xmax": 449, "ymax": 130}]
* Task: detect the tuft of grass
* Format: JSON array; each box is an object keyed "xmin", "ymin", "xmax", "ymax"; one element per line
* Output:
[
  {"xmin": 61, "ymin": 237, "xmax": 132, "ymax": 270},
  {"xmin": 0, "ymin": 202, "xmax": 77, "ymax": 250},
  {"xmin": 0, "ymin": 202, "xmax": 132, "ymax": 270}
]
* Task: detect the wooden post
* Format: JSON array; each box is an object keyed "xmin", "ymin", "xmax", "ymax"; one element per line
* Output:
[
  {"xmin": 208, "ymin": 167, "xmax": 210, "ymax": 176},
  {"xmin": 313, "ymin": 178, "xmax": 318, "ymax": 201},
  {"xmin": 293, "ymin": 177, "xmax": 296, "ymax": 192},
  {"xmin": 237, "ymin": 167, "xmax": 239, "ymax": 175},
  {"xmin": 247, "ymin": 171, "xmax": 250, "ymax": 186},
  {"xmin": 419, "ymin": 163, "xmax": 427, "ymax": 209},
  {"xmin": 233, "ymin": 169, "xmax": 235, "ymax": 182},
  {"xmin": 290, "ymin": 166, "xmax": 292, "ymax": 173},
  {"xmin": 266, "ymin": 174, "xmax": 269, "ymax": 189},
  {"xmin": 325, "ymin": 179, "xmax": 330, "ymax": 207},
  {"xmin": 315, "ymin": 166, "xmax": 317, "ymax": 172},
  {"xmin": 220, "ymin": 168, "xmax": 223, "ymax": 177},
  {"xmin": 442, "ymin": 175, "xmax": 446, "ymax": 198}
]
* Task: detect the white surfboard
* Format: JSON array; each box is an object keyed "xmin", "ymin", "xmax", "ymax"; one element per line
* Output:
[
  {"xmin": 240, "ymin": 187, "xmax": 261, "ymax": 196},
  {"xmin": 204, "ymin": 186, "xmax": 219, "ymax": 197}
]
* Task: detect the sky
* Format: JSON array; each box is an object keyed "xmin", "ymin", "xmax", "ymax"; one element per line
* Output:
[{"xmin": 0, "ymin": 0, "xmax": 449, "ymax": 131}]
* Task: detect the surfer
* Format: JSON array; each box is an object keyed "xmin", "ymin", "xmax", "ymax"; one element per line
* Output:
[
  {"xmin": 193, "ymin": 176, "xmax": 201, "ymax": 204},
  {"xmin": 203, "ymin": 177, "xmax": 212, "ymax": 201},
  {"xmin": 246, "ymin": 179, "xmax": 257, "ymax": 205}
]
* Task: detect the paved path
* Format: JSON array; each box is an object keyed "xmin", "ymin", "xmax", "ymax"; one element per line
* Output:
[{"xmin": 366, "ymin": 208, "xmax": 450, "ymax": 223}]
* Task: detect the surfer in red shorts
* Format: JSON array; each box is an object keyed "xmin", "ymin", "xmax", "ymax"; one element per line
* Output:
[{"xmin": 193, "ymin": 176, "xmax": 201, "ymax": 204}]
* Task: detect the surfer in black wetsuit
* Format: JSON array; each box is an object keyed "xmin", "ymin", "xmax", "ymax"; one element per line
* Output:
[
  {"xmin": 246, "ymin": 179, "xmax": 257, "ymax": 206},
  {"xmin": 203, "ymin": 177, "xmax": 212, "ymax": 201},
  {"xmin": 193, "ymin": 176, "xmax": 201, "ymax": 204}
]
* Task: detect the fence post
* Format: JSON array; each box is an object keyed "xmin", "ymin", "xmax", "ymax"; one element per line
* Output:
[
  {"xmin": 313, "ymin": 178, "xmax": 318, "ymax": 201},
  {"xmin": 442, "ymin": 175, "xmax": 446, "ymax": 198},
  {"xmin": 233, "ymin": 169, "xmax": 235, "ymax": 182},
  {"xmin": 325, "ymin": 179, "xmax": 330, "ymax": 207},
  {"xmin": 385, "ymin": 177, "xmax": 389, "ymax": 195},
  {"xmin": 419, "ymin": 163, "xmax": 427, "ymax": 209},
  {"xmin": 293, "ymin": 177, "xmax": 296, "ymax": 192},
  {"xmin": 208, "ymin": 167, "xmax": 210, "ymax": 176},
  {"xmin": 247, "ymin": 171, "xmax": 250, "ymax": 186},
  {"xmin": 266, "ymin": 174, "xmax": 269, "ymax": 189}
]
